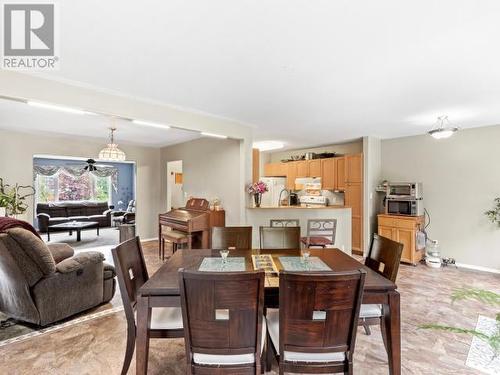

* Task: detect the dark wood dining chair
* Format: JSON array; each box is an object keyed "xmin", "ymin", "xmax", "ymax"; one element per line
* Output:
[
  {"xmin": 266, "ymin": 270, "xmax": 366, "ymax": 374},
  {"xmin": 269, "ymin": 219, "xmax": 300, "ymax": 228},
  {"xmin": 211, "ymin": 226, "xmax": 253, "ymax": 250},
  {"xmin": 359, "ymin": 233, "xmax": 403, "ymax": 336},
  {"xmin": 112, "ymin": 237, "xmax": 184, "ymax": 375},
  {"xmin": 300, "ymin": 219, "xmax": 337, "ymax": 248},
  {"xmin": 179, "ymin": 269, "xmax": 266, "ymax": 374},
  {"xmin": 259, "ymin": 226, "xmax": 301, "ymax": 250}
]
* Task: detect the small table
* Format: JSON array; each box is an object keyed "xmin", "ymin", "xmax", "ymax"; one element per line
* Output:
[{"xmin": 47, "ymin": 221, "xmax": 99, "ymax": 242}]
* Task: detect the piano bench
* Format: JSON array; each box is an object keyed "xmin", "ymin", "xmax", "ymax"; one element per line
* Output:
[{"xmin": 160, "ymin": 230, "xmax": 190, "ymax": 260}]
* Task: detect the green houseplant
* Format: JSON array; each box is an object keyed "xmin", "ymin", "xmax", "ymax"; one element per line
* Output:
[
  {"xmin": 420, "ymin": 288, "xmax": 500, "ymax": 358},
  {"xmin": 485, "ymin": 197, "xmax": 500, "ymax": 227},
  {"xmin": 0, "ymin": 178, "xmax": 35, "ymax": 217}
]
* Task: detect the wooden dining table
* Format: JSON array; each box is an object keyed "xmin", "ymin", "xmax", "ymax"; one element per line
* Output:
[{"xmin": 136, "ymin": 248, "xmax": 401, "ymax": 375}]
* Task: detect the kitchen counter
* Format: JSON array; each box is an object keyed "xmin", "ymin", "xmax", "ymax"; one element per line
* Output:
[
  {"xmin": 247, "ymin": 205, "xmax": 349, "ymax": 209},
  {"xmin": 246, "ymin": 205, "xmax": 352, "ymax": 254}
]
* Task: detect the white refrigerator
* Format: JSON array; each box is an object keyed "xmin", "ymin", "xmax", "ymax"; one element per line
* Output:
[{"xmin": 259, "ymin": 177, "xmax": 287, "ymax": 207}]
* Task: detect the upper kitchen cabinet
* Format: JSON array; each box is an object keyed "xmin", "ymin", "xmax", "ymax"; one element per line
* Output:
[
  {"xmin": 286, "ymin": 162, "xmax": 297, "ymax": 189},
  {"xmin": 296, "ymin": 160, "xmax": 309, "ymax": 177},
  {"xmin": 345, "ymin": 154, "xmax": 363, "ymax": 183},
  {"xmin": 335, "ymin": 157, "xmax": 346, "ymax": 190},
  {"xmin": 321, "ymin": 158, "xmax": 335, "ymax": 190},
  {"xmin": 263, "ymin": 162, "xmax": 287, "ymax": 177},
  {"xmin": 308, "ymin": 159, "xmax": 322, "ymax": 177}
]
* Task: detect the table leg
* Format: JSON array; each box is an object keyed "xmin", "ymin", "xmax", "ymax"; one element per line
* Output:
[
  {"xmin": 76, "ymin": 229, "xmax": 81, "ymax": 242},
  {"xmin": 47, "ymin": 228, "xmax": 50, "ymax": 242},
  {"xmin": 97, "ymin": 225, "xmax": 100, "ymax": 236},
  {"xmin": 384, "ymin": 291, "xmax": 401, "ymax": 375},
  {"xmin": 158, "ymin": 224, "xmax": 162, "ymax": 256},
  {"xmin": 136, "ymin": 295, "xmax": 151, "ymax": 375}
]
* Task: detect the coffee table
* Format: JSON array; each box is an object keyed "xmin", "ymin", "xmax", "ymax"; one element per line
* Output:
[{"xmin": 47, "ymin": 221, "xmax": 99, "ymax": 242}]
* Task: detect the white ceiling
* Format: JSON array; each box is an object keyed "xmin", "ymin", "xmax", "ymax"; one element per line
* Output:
[
  {"xmin": 0, "ymin": 99, "xmax": 200, "ymax": 147},
  {"xmin": 20, "ymin": 1, "xmax": 500, "ymax": 148}
]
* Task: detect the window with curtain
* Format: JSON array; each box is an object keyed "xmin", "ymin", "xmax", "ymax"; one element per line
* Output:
[{"xmin": 35, "ymin": 171, "xmax": 112, "ymax": 203}]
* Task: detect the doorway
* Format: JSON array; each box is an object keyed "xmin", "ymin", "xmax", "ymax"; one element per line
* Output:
[{"xmin": 166, "ymin": 160, "xmax": 183, "ymax": 211}]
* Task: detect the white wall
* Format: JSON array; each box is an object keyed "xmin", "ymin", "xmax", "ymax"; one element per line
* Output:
[
  {"xmin": 0, "ymin": 129, "xmax": 161, "ymax": 239},
  {"xmin": 161, "ymin": 138, "xmax": 243, "ymax": 225},
  {"xmin": 381, "ymin": 125, "xmax": 500, "ymax": 270}
]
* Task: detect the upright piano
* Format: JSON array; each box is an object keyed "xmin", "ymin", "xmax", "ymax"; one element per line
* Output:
[{"xmin": 158, "ymin": 198, "xmax": 225, "ymax": 250}]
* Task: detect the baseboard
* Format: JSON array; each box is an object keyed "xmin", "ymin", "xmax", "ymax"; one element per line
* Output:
[
  {"xmin": 456, "ymin": 262, "xmax": 500, "ymax": 274},
  {"xmin": 352, "ymin": 249, "xmax": 364, "ymax": 256}
]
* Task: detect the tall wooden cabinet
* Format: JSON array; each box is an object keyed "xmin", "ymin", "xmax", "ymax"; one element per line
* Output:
[
  {"xmin": 344, "ymin": 154, "xmax": 363, "ymax": 254},
  {"xmin": 377, "ymin": 214, "xmax": 424, "ymax": 265}
]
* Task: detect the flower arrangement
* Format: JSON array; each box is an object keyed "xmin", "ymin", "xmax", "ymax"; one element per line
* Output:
[{"xmin": 247, "ymin": 181, "xmax": 268, "ymax": 195}]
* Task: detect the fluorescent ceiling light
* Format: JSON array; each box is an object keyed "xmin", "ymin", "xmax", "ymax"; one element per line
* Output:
[
  {"xmin": 253, "ymin": 140, "xmax": 285, "ymax": 151},
  {"xmin": 27, "ymin": 100, "xmax": 91, "ymax": 115},
  {"xmin": 132, "ymin": 119, "xmax": 171, "ymax": 129},
  {"xmin": 201, "ymin": 132, "xmax": 228, "ymax": 139}
]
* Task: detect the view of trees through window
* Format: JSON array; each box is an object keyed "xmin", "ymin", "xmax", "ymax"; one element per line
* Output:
[{"xmin": 36, "ymin": 172, "xmax": 111, "ymax": 203}]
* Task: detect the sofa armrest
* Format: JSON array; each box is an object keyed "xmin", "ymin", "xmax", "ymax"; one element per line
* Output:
[
  {"xmin": 47, "ymin": 243, "xmax": 75, "ymax": 263},
  {"xmin": 37, "ymin": 212, "xmax": 51, "ymax": 219},
  {"xmin": 36, "ymin": 213, "xmax": 51, "ymax": 233},
  {"xmin": 103, "ymin": 209, "xmax": 113, "ymax": 217},
  {"xmin": 56, "ymin": 251, "xmax": 105, "ymax": 274}
]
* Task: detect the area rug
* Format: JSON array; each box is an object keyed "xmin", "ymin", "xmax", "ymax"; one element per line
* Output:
[
  {"xmin": 42, "ymin": 227, "xmax": 120, "ymax": 250},
  {"xmin": 466, "ymin": 315, "xmax": 500, "ymax": 374}
]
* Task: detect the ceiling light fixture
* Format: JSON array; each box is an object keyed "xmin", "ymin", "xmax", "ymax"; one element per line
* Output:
[
  {"xmin": 98, "ymin": 126, "xmax": 126, "ymax": 161},
  {"xmin": 253, "ymin": 140, "xmax": 285, "ymax": 152},
  {"xmin": 428, "ymin": 116, "xmax": 459, "ymax": 139},
  {"xmin": 132, "ymin": 119, "xmax": 171, "ymax": 129},
  {"xmin": 201, "ymin": 132, "xmax": 228, "ymax": 139},
  {"xmin": 27, "ymin": 100, "xmax": 92, "ymax": 115}
]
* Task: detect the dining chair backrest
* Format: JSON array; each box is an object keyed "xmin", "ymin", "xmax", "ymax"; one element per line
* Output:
[
  {"xmin": 111, "ymin": 237, "xmax": 149, "ymax": 321},
  {"xmin": 269, "ymin": 219, "xmax": 300, "ymax": 228},
  {"xmin": 211, "ymin": 226, "xmax": 252, "ymax": 250},
  {"xmin": 260, "ymin": 226, "xmax": 301, "ymax": 250},
  {"xmin": 279, "ymin": 270, "xmax": 366, "ymax": 360},
  {"xmin": 179, "ymin": 270, "xmax": 265, "ymax": 367},
  {"xmin": 365, "ymin": 233, "xmax": 403, "ymax": 282},
  {"xmin": 306, "ymin": 219, "xmax": 337, "ymax": 244}
]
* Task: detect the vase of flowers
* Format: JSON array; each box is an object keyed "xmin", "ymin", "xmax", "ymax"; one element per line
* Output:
[{"xmin": 247, "ymin": 181, "xmax": 268, "ymax": 207}]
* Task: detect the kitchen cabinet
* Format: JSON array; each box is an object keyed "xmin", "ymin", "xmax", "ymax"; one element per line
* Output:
[
  {"xmin": 346, "ymin": 154, "xmax": 363, "ymax": 183},
  {"xmin": 377, "ymin": 214, "xmax": 425, "ymax": 265},
  {"xmin": 335, "ymin": 157, "xmax": 346, "ymax": 190},
  {"xmin": 321, "ymin": 158, "xmax": 335, "ymax": 190},
  {"xmin": 345, "ymin": 181, "xmax": 363, "ymax": 253},
  {"xmin": 286, "ymin": 162, "xmax": 297, "ymax": 190},
  {"xmin": 296, "ymin": 161, "xmax": 309, "ymax": 177},
  {"xmin": 263, "ymin": 162, "xmax": 286, "ymax": 177},
  {"xmin": 308, "ymin": 160, "xmax": 322, "ymax": 177}
]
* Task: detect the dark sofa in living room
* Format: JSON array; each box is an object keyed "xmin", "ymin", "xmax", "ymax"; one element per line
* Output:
[{"xmin": 36, "ymin": 201, "xmax": 112, "ymax": 233}]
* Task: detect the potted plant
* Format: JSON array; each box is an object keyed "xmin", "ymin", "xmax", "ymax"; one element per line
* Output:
[
  {"xmin": 420, "ymin": 288, "xmax": 500, "ymax": 361},
  {"xmin": 0, "ymin": 178, "xmax": 35, "ymax": 218},
  {"xmin": 485, "ymin": 197, "xmax": 500, "ymax": 227},
  {"xmin": 247, "ymin": 181, "xmax": 268, "ymax": 208}
]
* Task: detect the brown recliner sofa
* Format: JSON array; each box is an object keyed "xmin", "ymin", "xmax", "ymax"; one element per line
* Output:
[
  {"xmin": 0, "ymin": 228, "xmax": 116, "ymax": 326},
  {"xmin": 36, "ymin": 201, "xmax": 112, "ymax": 233}
]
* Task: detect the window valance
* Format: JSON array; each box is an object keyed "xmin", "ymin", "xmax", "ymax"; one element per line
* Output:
[{"xmin": 33, "ymin": 165, "xmax": 118, "ymax": 192}]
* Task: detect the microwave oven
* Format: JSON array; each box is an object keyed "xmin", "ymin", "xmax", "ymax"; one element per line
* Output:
[
  {"xmin": 387, "ymin": 182, "xmax": 423, "ymax": 199},
  {"xmin": 385, "ymin": 198, "xmax": 424, "ymax": 216}
]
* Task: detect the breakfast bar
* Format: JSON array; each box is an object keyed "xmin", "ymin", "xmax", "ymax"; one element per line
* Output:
[{"xmin": 246, "ymin": 205, "xmax": 352, "ymax": 253}]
